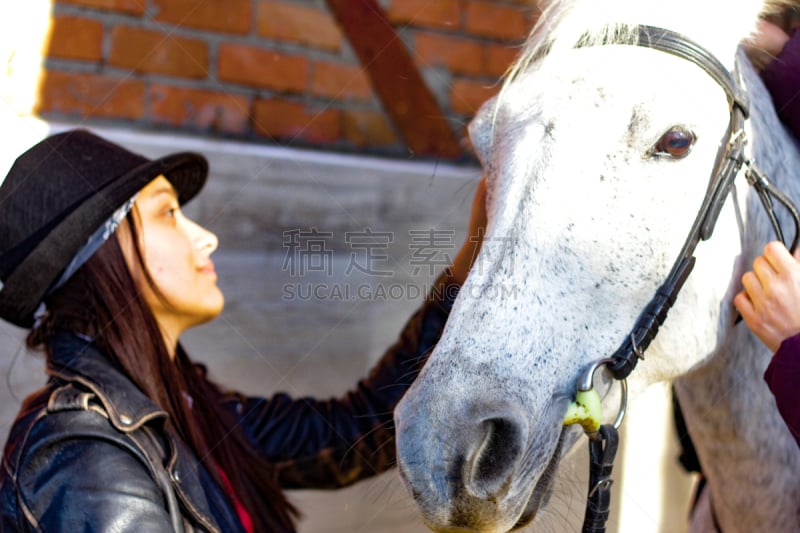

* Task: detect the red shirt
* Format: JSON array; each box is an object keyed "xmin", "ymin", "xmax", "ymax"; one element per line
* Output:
[{"xmin": 216, "ymin": 466, "xmax": 254, "ymax": 533}]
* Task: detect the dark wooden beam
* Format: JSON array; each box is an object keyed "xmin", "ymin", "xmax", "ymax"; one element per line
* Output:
[{"xmin": 325, "ymin": 0, "xmax": 463, "ymax": 158}]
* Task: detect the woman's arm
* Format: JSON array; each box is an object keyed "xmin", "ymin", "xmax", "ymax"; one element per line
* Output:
[
  {"xmin": 448, "ymin": 177, "xmax": 487, "ymax": 286},
  {"xmin": 232, "ymin": 279, "xmax": 456, "ymax": 488},
  {"xmin": 227, "ymin": 177, "xmax": 487, "ymax": 489}
]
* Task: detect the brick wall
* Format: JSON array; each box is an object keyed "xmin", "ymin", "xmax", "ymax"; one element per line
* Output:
[{"xmin": 40, "ymin": 0, "xmax": 538, "ymax": 159}]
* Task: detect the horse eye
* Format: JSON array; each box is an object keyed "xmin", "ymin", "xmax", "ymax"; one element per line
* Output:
[{"xmin": 651, "ymin": 128, "xmax": 696, "ymax": 159}]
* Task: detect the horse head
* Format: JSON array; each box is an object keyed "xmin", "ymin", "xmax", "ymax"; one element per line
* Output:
[{"xmin": 395, "ymin": 1, "xmax": 798, "ymax": 531}]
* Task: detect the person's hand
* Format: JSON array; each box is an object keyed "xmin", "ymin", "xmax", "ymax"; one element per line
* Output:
[
  {"xmin": 448, "ymin": 177, "xmax": 487, "ymax": 285},
  {"xmin": 734, "ymin": 241, "xmax": 800, "ymax": 352},
  {"xmin": 744, "ymin": 19, "xmax": 791, "ymax": 72}
]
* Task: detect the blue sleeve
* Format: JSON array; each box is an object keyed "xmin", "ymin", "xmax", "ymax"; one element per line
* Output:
[{"xmin": 226, "ymin": 277, "xmax": 459, "ymax": 489}]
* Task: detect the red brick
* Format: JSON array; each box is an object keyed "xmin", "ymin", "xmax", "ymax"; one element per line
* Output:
[
  {"xmin": 342, "ymin": 109, "xmax": 398, "ymax": 147},
  {"xmin": 257, "ymin": 1, "xmax": 342, "ymax": 51},
  {"xmin": 252, "ymin": 98, "xmax": 341, "ymax": 143},
  {"xmin": 218, "ymin": 44, "xmax": 308, "ymax": 93},
  {"xmin": 449, "ymin": 78, "xmax": 499, "ymax": 114},
  {"xmin": 386, "ymin": 0, "xmax": 460, "ymax": 30},
  {"xmin": 149, "ymin": 85, "xmax": 250, "ymax": 134},
  {"xmin": 152, "ymin": 0, "xmax": 251, "ymax": 34},
  {"xmin": 37, "ymin": 70, "xmax": 145, "ymax": 119},
  {"xmin": 414, "ymin": 32, "xmax": 483, "ymax": 76},
  {"xmin": 56, "ymin": 0, "xmax": 145, "ymax": 15},
  {"xmin": 109, "ymin": 26, "xmax": 208, "ymax": 79},
  {"xmin": 48, "ymin": 16, "xmax": 104, "ymax": 62},
  {"xmin": 483, "ymin": 43, "xmax": 520, "ymax": 77},
  {"xmin": 311, "ymin": 62, "xmax": 373, "ymax": 101},
  {"xmin": 464, "ymin": 2, "xmax": 532, "ymax": 41}
]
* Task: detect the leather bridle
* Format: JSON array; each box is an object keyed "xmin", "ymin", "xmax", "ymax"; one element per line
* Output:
[{"xmin": 567, "ymin": 24, "xmax": 800, "ymax": 533}]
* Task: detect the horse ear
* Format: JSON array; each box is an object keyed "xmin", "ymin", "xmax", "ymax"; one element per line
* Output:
[{"xmin": 467, "ymin": 95, "xmax": 499, "ymax": 168}]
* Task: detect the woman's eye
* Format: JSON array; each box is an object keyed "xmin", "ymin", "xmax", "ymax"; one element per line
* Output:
[{"xmin": 651, "ymin": 128, "xmax": 696, "ymax": 159}]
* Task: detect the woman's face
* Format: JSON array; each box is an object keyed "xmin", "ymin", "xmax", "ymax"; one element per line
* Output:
[{"xmin": 122, "ymin": 176, "xmax": 224, "ymax": 346}]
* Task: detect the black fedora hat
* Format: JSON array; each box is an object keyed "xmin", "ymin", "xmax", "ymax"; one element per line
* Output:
[{"xmin": 0, "ymin": 129, "xmax": 208, "ymax": 328}]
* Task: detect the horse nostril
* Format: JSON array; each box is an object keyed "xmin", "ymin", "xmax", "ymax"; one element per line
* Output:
[{"xmin": 467, "ymin": 417, "xmax": 524, "ymax": 499}]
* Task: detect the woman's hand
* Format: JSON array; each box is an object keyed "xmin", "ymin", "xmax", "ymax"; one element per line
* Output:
[
  {"xmin": 734, "ymin": 241, "xmax": 800, "ymax": 352},
  {"xmin": 448, "ymin": 177, "xmax": 487, "ymax": 286},
  {"xmin": 744, "ymin": 19, "xmax": 791, "ymax": 72}
]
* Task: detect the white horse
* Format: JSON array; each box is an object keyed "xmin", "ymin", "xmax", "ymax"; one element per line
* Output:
[{"xmin": 395, "ymin": 0, "xmax": 800, "ymax": 531}]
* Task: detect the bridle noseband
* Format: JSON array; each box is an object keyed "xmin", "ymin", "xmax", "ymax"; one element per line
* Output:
[{"xmin": 563, "ymin": 24, "xmax": 800, "ymax": 533}]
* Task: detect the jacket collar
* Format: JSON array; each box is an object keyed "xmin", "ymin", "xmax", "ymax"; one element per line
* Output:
[
  {"xmin": 46, "ymin": 331, "xmax": 168, "ymax": 432},
  {"xmin": 45, "ymin": 332, "xmax": 241, "ymax": 532}
]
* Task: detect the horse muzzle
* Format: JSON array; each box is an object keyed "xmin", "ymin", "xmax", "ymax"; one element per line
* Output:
[{"xmin": 395, "ymin": 389, "xmax": 567, "ymax": 532}]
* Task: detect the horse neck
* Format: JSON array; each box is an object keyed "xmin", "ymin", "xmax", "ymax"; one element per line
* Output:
[{"xmin": 673, "ymin": 51, "xmax": 800, "ymax": 532}]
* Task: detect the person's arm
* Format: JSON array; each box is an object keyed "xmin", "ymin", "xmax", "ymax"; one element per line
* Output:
[
  {"xmin": 225, "ymin": 178, "xmax": 487, "ymax": 489},
  {"xmin": 734, "ymin": 241, "xmax": 800, "ymax": 447},
  {"xmin": 734, "ymin": 241, "xmax": 800, "ymax": 352},
  {"xmin": 229, "ymin": 278, "xmax": 455, "ymax": 489},
  {"xmin": 764, "ymin": 334, "xmax": 800, "ymax": 447},
  {"xmin": 447, "ymin": 177, "xmax": 487, "ymax": 286}
]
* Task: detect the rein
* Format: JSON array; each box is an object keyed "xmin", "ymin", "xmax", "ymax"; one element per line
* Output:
[{"xmin": 563, "ymin": 24, "xmax": 800, "ymax": 533}]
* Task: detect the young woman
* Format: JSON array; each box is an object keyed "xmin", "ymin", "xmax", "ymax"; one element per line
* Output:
[{"xmin": 0, "ymin": 129, "xmax": 486, "ymax": 532}]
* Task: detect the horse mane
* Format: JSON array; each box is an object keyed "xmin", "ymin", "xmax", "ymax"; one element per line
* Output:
[
  {"xmin": 505, "ymin": 1, "xmax": 635, "ymax": 84},
  {"xmin": 505, "ymin": 0, "xmax": 795, "ymax": 85}
]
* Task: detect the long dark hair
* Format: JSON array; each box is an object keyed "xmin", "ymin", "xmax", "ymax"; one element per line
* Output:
[{"xmin": 28, "ymin": 213, "xmax": 299, "ymax": 532}]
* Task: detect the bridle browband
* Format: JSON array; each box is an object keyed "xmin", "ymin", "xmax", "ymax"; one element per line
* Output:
[{"xmin": 568, "ymin": 24, "xmax": 800, "ymax": 533}]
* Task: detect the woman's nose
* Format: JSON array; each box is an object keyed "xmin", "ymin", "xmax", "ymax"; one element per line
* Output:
[
  {"xmin": 199, "ymin": 227, "xmax": 219, "ymax": 254},
  {"xmin": 188, "ymin": 218, "xmax": 218, "ymax": 254}
]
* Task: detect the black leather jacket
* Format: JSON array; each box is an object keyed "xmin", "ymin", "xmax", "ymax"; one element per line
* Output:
[{"xmin": 0, "ymin": 287, "xmax": 455, "ymax": 532}]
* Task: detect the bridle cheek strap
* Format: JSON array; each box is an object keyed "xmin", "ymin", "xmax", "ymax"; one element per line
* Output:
[
  {"xmin": 603, "ymin": 25, "xmax": 800, "ymax": 380},
  {"xmin": 566, "ymin": 24, "xmax": 800, "ymax": 533}
]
